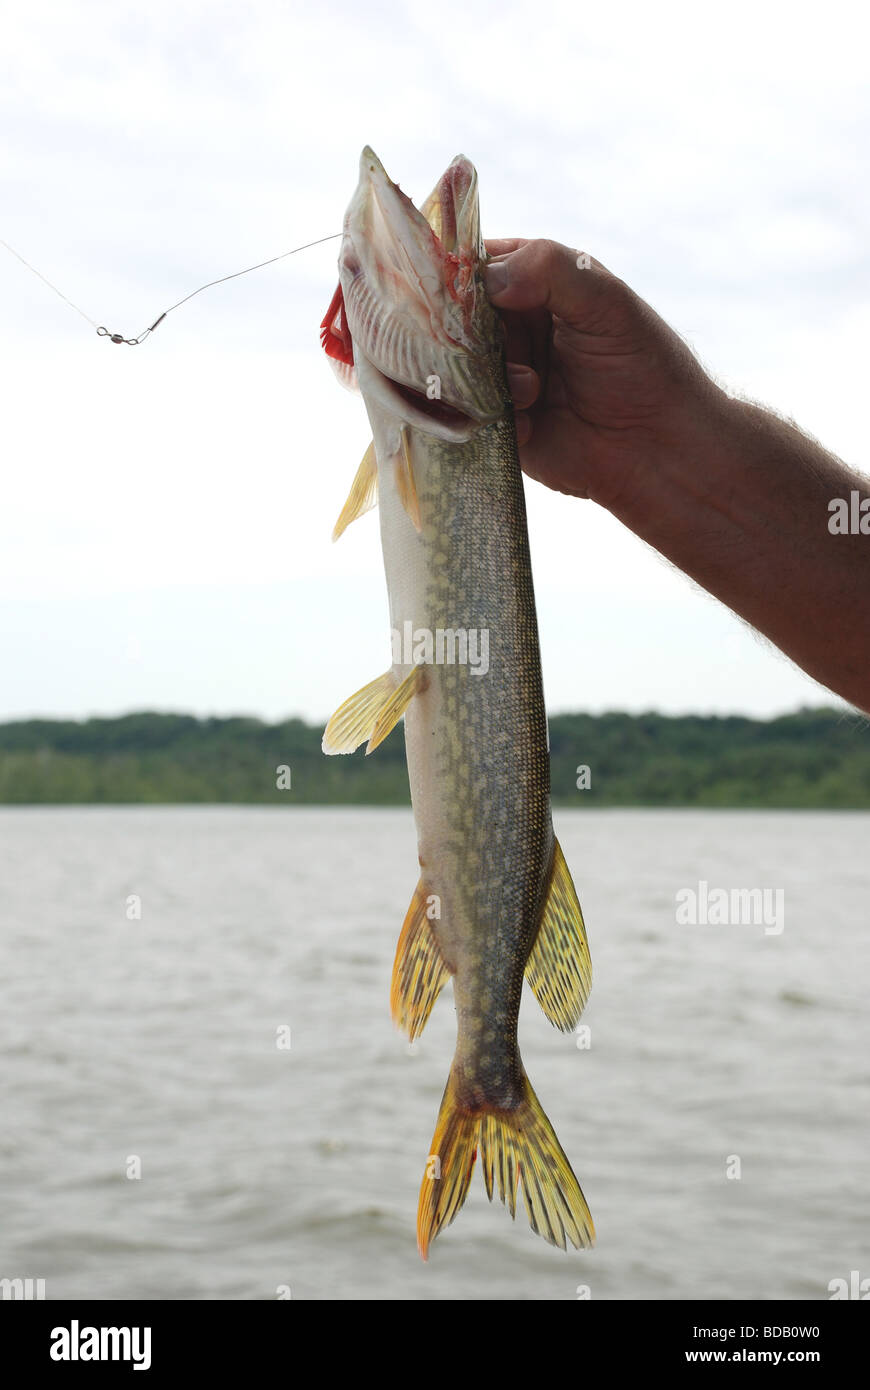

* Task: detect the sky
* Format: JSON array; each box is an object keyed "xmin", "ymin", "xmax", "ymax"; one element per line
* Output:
[{"xmin": 1, "ymin": 0, "xmax": 868, "ymax": 724}]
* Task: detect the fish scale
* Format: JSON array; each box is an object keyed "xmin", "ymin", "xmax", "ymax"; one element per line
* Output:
[{"xmin": 404, "ymin": 425, "xmax": 551, "ymax": 1099}]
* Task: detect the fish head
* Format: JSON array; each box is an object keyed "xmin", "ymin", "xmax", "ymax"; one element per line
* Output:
[{"xmin": 321, "ymin": 147, "xmax": 508, "ymax": 438}]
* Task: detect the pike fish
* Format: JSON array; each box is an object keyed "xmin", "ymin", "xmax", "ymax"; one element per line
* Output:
[{"xmin": 320, "ymin": 148, "xmax": 594, "ymax": 1258}]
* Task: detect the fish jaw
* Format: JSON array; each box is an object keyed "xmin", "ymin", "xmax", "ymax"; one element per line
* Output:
[{"xmin": 324, "ymin": 146, "xmax": 508, "ymax": 433}]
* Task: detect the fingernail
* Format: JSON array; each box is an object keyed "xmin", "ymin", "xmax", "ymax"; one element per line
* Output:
[{"xmin": 485, "ymin": 260, "xmax": 508, "ymax": 297}]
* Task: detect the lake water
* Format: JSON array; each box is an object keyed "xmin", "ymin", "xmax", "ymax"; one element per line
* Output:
[{"xmin": 1, "ymin": 807, "xmax": 868, "ymax": 1301}]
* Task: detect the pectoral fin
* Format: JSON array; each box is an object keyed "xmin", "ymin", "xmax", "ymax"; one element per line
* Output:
[
  {"xmin": 332, "ymin": 441, "xmax": 378, "ymax": 541},
  {"xmin": 322, "ymin": 663, "xmax": 425, "ymax": 756},
  {"xmin": 391, "ymin": 879, "xmax": 451, "ymax": 1039},
  {"xmin": 395, "ymin": 427, "xmax": 422, "ymax": 533},
  {"xmin": 525, "ymin": 839, "xmax": 591, "ymax": 1031}
]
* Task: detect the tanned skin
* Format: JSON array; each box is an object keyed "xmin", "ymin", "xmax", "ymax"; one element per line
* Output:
[{"xmin": 486, "ymin": 238, "xmax": 870, "ymax": 715}]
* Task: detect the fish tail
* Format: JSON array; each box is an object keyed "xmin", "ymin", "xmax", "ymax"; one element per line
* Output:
[{"xmin": 417, "ymin": 1064, "xmax": 594, "ymax": 1259}]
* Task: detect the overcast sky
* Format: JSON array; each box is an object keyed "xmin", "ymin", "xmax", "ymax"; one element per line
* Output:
[{"xmin": 1, "ymin": 0, "xmax": 867, "ymax": 724}]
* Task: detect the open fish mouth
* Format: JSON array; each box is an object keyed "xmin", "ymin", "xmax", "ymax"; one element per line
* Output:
[
  {"xmin": 419, "ymin": 152, "xmax": 479, "ymax": 259},
  {"xmin": 320, "ymin": 147, "xmax": 506, "ymax": 434}
]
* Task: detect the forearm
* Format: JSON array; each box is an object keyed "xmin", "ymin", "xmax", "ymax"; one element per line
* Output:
[{"xmin": 608, "ymin": 391, "xmax": 870, "ymax": 713}]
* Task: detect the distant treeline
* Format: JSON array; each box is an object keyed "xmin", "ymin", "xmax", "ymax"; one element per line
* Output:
[{"xmin": 0, "ymin": 707, "xmax": 868, "ymax": 807}]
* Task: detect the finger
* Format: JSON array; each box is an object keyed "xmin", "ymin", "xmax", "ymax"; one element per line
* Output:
[
  {"xmin": 484, "ymin": 239, "xmax": 622, "ymax": 330},
  {"xmin": 484, "ymin": 237, "xmax": 529, "ymax": 257},
  {"xmin": 514, "ymin": 411, "xmax": 533, "ymax": 447},
  {"xmin": 498, "ymin": 306, "xmax": 535, "ymax": 368},
  {"xmin": 497, "ymin": 302, "xmax": 553, "ymax": 382},
  {"xmin": 505, "ymin": 363, "xmax": 540, "ymax": 410}
]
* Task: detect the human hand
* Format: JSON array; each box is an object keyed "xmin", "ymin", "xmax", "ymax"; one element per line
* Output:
[{"xmin": 485, "ymin": 238, "xmax": 728, "ymax": 510}]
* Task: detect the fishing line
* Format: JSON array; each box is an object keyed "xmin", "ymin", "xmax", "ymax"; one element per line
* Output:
[{"xmin": 0, "ymin": 231, "xmax": 342, "ymax": 345}]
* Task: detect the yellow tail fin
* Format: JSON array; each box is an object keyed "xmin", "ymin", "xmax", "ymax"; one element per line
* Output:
[{"xmin": 417, "ymin": 1065, "xmax": 594, "ymax": 1259}]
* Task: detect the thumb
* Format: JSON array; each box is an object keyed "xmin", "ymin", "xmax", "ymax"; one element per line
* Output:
[{"xmin": 485, "ymin": 238, "xmax": 624, "ymax": 329}]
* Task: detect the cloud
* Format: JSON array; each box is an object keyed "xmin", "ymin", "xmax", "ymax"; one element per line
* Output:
[{"xmin": 0, "ymin": 0, "xmax": 866, "ymax": 719}]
